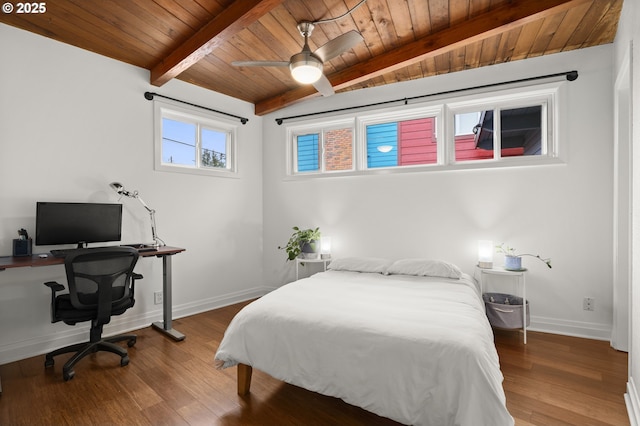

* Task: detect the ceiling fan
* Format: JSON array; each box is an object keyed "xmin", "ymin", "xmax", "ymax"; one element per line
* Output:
[{"xmin": 231, "ymin": 21, "xmax": 363, "ymax": 96}]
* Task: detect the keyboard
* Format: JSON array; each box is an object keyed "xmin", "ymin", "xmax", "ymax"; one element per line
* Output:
[
  {"xmin": 50, "ymin": 245, "xmax": 158, "ymax": 258},
  {"xmin": 49, "ymin": 248, "xmax": 79, "ymax": 258}
]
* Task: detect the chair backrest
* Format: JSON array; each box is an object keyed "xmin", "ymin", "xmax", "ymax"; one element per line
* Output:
[{"xmin": 64, "ymin": 247, "xmax": 139, "ymax": 324}]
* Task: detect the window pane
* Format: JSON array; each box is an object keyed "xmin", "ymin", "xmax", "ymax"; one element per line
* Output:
[
  {"xmin": 162, "ymin": 118, "xmax": 196, "ymax": 166},
  {"xmin": 201, "ymin": 128, "xmax": 227, "ymax": 168},
  {"xmin": 455, "ymin": 112, "xmax": 480, "ymax": 136},
  {"xmin": 297, "ymin": 133, "xmax": 319, "ymax": 172},
  {"xmin": 367, "ymin": 118, "xmax": 437, "ymax": 168},
  {"xmin": 455, "ymin": 110, "xmax": 494, "ymax": 161},
  {"xmin": 324, "ymin": 128, "xmax": 353, "ymax": 171},
  {"xmin": 367, "ymin": 122, "xmax": 398, "ymax": 168},
  {"xmin": 500, "ymin": 106, "xmax": 542, "ymax": 157},
  {"xmin": 398, "ymin": 117, "xmax": 437, "ymax": 166}
]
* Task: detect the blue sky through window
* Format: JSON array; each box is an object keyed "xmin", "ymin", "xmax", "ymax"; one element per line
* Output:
[{"xmin": 162, "ymin": 118, "xmax": 227, "ymax": 167}]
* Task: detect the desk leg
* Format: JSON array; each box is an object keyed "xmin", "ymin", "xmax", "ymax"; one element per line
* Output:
[
  {"xmin": 522, "ymin": 274, "xmax": 527, "ymax": 344},
  {"xmin": 151, "ymin": 255, "xmax": 185, "ymax": 341}
]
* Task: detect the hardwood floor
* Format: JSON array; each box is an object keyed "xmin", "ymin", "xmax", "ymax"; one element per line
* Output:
[{"xmin": 0, "ymin": 301, "xmax": 629, "ymax": 425}]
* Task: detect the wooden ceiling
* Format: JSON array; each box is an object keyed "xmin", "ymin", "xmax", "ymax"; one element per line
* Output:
[{"xmin": 1, "ymin": 0, "xmax": 622, "ymax": 115}]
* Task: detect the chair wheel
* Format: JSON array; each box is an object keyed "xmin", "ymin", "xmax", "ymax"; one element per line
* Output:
[
  {"xmin": 127, "ymin": 337, "xmax": 136, "ymax": 347},
  {"xmin": 121, "ymin": 355, "xmax": 129, "ymax": 367},
  {"xmin": 44, "ymin": 357, "xmax": 54, "ymax": 368},
  {"xmin": 63, "ymin": 370, "xmax": 75, "ymax": 381}
]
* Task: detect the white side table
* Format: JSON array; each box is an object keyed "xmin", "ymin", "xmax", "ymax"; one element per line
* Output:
[
  {"xmin": 477, "ymin": 266, "xmax": 528, "ymax": 344},
  {"xmin": 295, "ymin": 257, "xmax": 330, "ymax": 280}
]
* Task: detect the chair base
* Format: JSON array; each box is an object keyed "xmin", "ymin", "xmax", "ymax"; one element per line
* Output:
[{"xmin": 45, "ymin": 333, "xmax": 137, "ymax": 381}]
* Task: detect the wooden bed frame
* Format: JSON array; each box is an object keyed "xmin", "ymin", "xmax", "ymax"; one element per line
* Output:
[{"xmin": 237, "ymin": 363, "xmax": 252, "ymax": 395}]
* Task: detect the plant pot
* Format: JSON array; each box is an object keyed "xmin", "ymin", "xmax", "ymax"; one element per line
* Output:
[
  {"xmin": 504, "ymin": 255, "xmax": 522, "ymax": 270},
  {"xmin": 300, "ymin": 240, "xmax": 319, "ymax": 259}
]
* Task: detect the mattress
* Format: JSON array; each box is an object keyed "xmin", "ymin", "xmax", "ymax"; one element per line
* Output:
[{"xmin": 215, "ymin": 268, "xmax": 513, "ymax": 426}]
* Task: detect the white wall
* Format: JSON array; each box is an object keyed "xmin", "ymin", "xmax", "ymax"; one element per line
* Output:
[
  {"xmin": 614, "ymin": 0, "xmax": 640, "ymax": 422},
  {"xmin": 262, "ymin": 45, "xmax": 615, "ymax": 341},
  {"xmin": 0, "ymin": 24, "xmax": 265, "ymax": 364}
]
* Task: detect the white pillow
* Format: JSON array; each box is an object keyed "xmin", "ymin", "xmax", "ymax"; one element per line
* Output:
[
  {"xmin": 327, "ymin": 257, "xmax": 394, "ymax": 274},
  {"xmin": 386, "ymin": 259, "xmax": 462, "ymax": 279}
]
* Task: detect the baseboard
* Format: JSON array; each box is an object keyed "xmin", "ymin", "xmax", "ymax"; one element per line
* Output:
[
  {"xmin": 0, "ymin": 286, "xmax": 271, "ymax": 365},
  {"xmin": 627, "ymin": 377, "xmax": 640, "ymax": 426},
  {"xmin": 529, "ymin": 315, "xmax": 611, "ymax": 341}
]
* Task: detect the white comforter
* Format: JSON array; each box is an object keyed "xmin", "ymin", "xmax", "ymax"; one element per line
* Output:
[{"xmin": 215, "ymin": 270, "xmax": 513, "ymax": 426}]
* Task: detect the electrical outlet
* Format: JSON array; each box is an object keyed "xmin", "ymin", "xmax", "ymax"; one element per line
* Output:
[
  {"xmin": 154, "ymin": 291, "xmax": 163, "ymax": 305},
  {"xmin": 583, "ymin": 297, "xmax": 595, "ymax": 311}
]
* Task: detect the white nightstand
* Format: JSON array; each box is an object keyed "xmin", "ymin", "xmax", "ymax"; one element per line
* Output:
[
  {"xmin": 295, "ymin": 257, "xmax": 330, "ymax": 280},
  {"xmin": 477, "ymin": 266, "xmax": 529, "ymax": 344}
]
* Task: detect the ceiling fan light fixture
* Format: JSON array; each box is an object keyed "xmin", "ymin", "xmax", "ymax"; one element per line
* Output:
[{"xmin": 290, "ymin": 53, "xmax": 323, "ymax": 84}]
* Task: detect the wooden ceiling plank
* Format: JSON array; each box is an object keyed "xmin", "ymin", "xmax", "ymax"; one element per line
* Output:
[
  {"xmin": 544, "ymin": 2, "xmax": 592, "ymax": 54},
  {"xmin": 479, "ymin": 34, "xmax": 502, "ymax": 66},
  {"xmin": 528, "ymin": 12, "xmax": 568, "ymax": 57},
  {"xmin": 151, "ymin": 0, "xmax": 212, "ymax": 31},
  {"xmin": 495, "ymin": 27, "xmax": 523, "ymax": 63},
  {"xmin": 510, "ymin": 20, "xmax": 544, "ymax": 61},
  {"xmin": 368, "ymin": 0, "xmax": 401, "ymax": 50},
  {"xmin": 449, "ymin": 0, "xmax": 470, "ymax": 26},
  {"xmin": 564, "ymin": 0, "xmax": 611, "ymax": 49},
  {"xmin": 583, "ymin": 0, "xmax": 623, "ymax": 46},
  {"xmin": 254, "ymin": 0, "xmax": 591, "ymax": 115},
  {"xmin": 469, "ymin": 0, "xmax": 494, "ymax": 18},
  {"xmin": 385, "ymin": 0, "xmax": 414, "ymax": 44},
  {"xmin": 150, "ymin": 0, "xmax": 285, "ymax": 87},
  {"xmin": 407, "ymin": 0, "xmax": 432, "ymax": 36},
  {"xmin": 464, "ymin": 39, "xmax": 483, "ymax": 70}
]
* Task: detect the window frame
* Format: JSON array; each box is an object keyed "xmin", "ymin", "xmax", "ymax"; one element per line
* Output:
[
  {"xmin": 446, "ymin": 87, "xmax": 556, "ymax": 165},
  {"xmin": 287, "ymin": 118, "xmax": 356, "ymax": 175},
  {"xmin": 284, "ymin": 81, "xmax": 565, "ymax": 178},
  {"xmin": 358, "ymin": 105, "xmax": 444, "ymax": 171},
  {"xmin": 153, "ymin": 100, "xmax": 238, "ymax": 178}
]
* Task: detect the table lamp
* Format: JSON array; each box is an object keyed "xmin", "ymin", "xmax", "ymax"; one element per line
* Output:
[
  {"xmin": 478, "ymin": 240, "xmax": 493, "ymax": 269},
  {"xmin": 110, "ymin": 182, "xmax": 165, "ymax": 247},
  {"xmin": 320, "ymin": 236, "xmax": 332, "ymax": 259}
]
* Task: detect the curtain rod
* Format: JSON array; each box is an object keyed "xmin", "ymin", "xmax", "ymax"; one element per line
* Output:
[
  {"xmin": 144, "ymin": 92, "xmax": 249, "ymax": 125},
  {"xmin": 275, "ymin": 70, "xmax": 578, "ymax": 125}
]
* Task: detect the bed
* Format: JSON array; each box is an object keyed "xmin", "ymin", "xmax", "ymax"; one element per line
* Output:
[{"xmin": 214, "ymin": 257, "xmax": 513, "ymax": 426}]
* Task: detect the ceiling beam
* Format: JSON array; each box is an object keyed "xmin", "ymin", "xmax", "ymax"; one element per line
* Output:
[
  {"xmin": 150, "ymin": 0, "xmax": 285, "ymax": 87},
  {"xmin": 254, "ymin": 0, "xmax": 590, "ymax": 116}
]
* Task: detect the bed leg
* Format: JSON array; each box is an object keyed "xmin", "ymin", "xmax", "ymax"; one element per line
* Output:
[{"xmin": 237, "ymin": 363, "xmax": 252, "ymax": 395}]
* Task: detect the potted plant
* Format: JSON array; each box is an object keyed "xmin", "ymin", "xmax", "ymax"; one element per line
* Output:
[
  {"xmin": 496, "ymin": 243, "xmax": 552, "ymax": 270},
  {"xmin": 278, "ymin": 226, "xmax": 321, "ymax": 261}
]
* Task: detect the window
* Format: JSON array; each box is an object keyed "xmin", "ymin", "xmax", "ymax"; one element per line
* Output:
[
  {"xmin": 290, "ymin": 121, "xmax": 354, "ymax": 174},
  {"xmin": 154, "ymin": 102, "xmax": 237, "ymax": 177},
  {"xmin": 286, "ymin": 82, "xmax": 560, "ymax": 177},
  {"xmin": 453, "ymin": 105, "xmax": 546, "ymax": 162}
]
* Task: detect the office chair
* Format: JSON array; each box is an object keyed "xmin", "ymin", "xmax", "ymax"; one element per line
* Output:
[{"xmin": 43, "ymin": 247, "xmax": 142, "ymax": 381}]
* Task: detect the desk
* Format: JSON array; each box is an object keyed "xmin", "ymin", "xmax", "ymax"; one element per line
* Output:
[{"xmin": 0, "ymin": 245, "xmax": 186, "ymax": 394}]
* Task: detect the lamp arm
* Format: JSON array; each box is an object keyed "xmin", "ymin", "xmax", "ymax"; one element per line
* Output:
[{"xmin": 134, "ymin": 194, "xmax": 165, "ymax": 247}]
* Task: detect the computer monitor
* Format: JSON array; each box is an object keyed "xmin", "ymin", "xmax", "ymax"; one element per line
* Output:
[{"xmin": 35, "ymin": 202, "xmax": 123, "ymax": 248}]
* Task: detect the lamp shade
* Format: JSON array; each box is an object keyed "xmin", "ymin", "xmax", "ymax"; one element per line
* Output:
[
  {"xmin": 320, "ymin": 236, "xmax": 332, "ymax": 259},
  {"xmin": 478, "ymin": 240, "xmax": 493, "ymax": 268},
  {"xmin": 290, "ymin": 52, "xmax": 323, "ymax": 84}
]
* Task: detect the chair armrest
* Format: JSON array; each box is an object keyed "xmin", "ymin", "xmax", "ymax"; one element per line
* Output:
[{"xmin": 44, "ymin": 281, "xmax": 65, "ymax": 292}]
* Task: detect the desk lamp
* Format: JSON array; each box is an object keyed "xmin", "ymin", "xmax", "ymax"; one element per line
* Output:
[{"xmin": 109, "ymin": 182, "xmax": 165, "ymax": 248}]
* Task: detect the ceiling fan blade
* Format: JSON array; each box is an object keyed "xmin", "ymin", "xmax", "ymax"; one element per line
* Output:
[
  {"xmin": 232, "ymin": 60, "xmax": 289, "ymax": 67},
  {"xmin": 314, "ymin": 30, "xmax": 363, "ymax": 63},
  {"xmin": 312, "ymin": 74, "xmax": 335, "ymax": 97}
]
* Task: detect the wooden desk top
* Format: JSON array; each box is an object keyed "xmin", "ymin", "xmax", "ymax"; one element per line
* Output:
[{"xmin": 0, "ymin": 246, "xmax": 185, "ymax": 270}]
